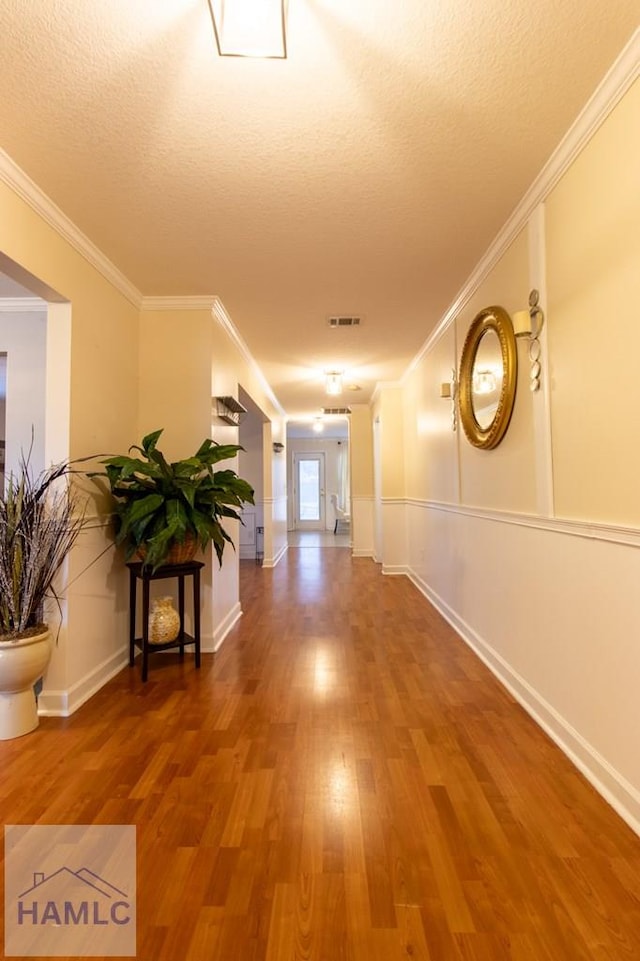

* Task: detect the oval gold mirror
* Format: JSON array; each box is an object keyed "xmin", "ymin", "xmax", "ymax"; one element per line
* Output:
[{"xmin": 458, "ymin": 305, "xmax": 517, "ymax": 449}]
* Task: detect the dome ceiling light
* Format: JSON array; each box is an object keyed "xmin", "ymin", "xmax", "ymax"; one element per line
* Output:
[{"xmin": 207, "ymin": 0, "xmax": 288, "ymax": 59}]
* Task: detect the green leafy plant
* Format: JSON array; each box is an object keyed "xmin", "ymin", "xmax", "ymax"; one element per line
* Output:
[
  {"xmin": 93, "ymin": 429, "xmax": 254, "ymax": 571},
  {"xmin": 0, "ymin": 456, "xmax": 89, "ymax": 639}
]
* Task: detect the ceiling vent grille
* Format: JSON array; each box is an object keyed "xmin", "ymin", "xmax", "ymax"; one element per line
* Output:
[
  {"xmin": 328, "ymin": 316, "xmax": 361, "ymax": 328},
  {"xmin": 323, "ymin": 407, "xmax": 351, "ymax": 415}
]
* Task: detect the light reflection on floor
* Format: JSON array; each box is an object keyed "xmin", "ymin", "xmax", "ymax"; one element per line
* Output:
[{"xmin": 288, "ymin": 531, "xmax": 350, "ymax": 548}]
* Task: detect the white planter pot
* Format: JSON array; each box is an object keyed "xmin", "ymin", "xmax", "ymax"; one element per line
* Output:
[{"xmin": 0, "ymin": 628, "xmax": 51, "ymax": 740}]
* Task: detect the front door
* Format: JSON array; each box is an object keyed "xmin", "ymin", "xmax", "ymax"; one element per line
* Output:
[{"xmin": 293, "ymin": 453, "xmax": 326, "ymax": 530}]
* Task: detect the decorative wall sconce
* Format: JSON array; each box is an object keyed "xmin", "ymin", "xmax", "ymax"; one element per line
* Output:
[
  {"xmin": 325, "ymin": 371, "xmax": 343, "ymax": 396},
  {"xmin": 207, "ymin": 0, "xmax": 288, "ymax": 59},
  {"xmin": 512, "ymin": 289, "xmax": 545, "ymax": 392},
  {"xmin": 313, "ymin": 417, "xmax": 325, "ymax": 433},
  {"xmin": 440, "ymin": 368, "xmax": 458, "ymax": 432},
  {"xmin": 272, "ymin": 442, "xmax": 284, "ymax": 453}
]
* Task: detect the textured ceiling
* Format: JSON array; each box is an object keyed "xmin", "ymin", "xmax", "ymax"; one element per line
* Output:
[{"xmin": 0, "ymin": 0, "xmax": 638, "ymax": 421}]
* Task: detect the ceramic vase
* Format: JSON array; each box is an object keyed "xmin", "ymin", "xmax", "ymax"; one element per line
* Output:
[{"xmin": 0, "ymin": 628, "xmax": 51, "ymax": 739}]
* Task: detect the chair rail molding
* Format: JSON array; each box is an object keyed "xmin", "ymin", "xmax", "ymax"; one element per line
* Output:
[{"xmin": 407, "ymin": 497, "xmax": 640, "ymax": 550}]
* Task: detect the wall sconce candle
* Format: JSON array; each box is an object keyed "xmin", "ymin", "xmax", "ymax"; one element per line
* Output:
[
  {"xmin": 512, "ymin": 309, "xmax": 532, "ymax": 336},
  {"xmin": 440, "ymin": 368, "xmax": 458, "ymax": 431},
  {"xmin": 514, "ymin": 289, "xmax": 545, "ymax": 392}
]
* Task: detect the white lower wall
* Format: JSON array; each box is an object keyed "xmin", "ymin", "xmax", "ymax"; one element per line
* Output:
[
  {"xmin": 380, "ymin": 498, "xmax": 408, "ymax": 573},
  {"xmin": 38, "ymin": 517, "xmax": 130, "ymax": 715},
  {"xmin": 405, "ymin": 498, "xmax": 640, "ymax": 835},
  {"xmin": 264, "ymin": 493, "xmax": 288, "ymax": 568},
  {"xmin": 351, "ymin": 495, "xmax": 375, "ymax": 557}
]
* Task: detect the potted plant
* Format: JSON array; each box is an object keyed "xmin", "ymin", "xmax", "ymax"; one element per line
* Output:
[
  {"xmin": 0, "ymin": 455, "xmax": 90, "ymax": 739},
  {"xmin": 93, "ymin": 429, "xmax": 254, "ymax": 571}
]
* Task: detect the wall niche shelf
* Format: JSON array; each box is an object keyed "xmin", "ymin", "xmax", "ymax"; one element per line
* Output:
[{"xmin": 213, "ymin": 395, "xmax": 248, "ymax": 426}]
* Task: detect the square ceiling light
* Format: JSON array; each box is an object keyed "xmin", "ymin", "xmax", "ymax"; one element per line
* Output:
[{"xmin": 207, "ymin": 0, "xmax": 288, "ymax": 59}]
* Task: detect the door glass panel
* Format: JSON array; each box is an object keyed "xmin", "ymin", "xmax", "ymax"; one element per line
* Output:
[{"xmin": 298, "ymin": 459, "xmax": 320, "ymax": 521}]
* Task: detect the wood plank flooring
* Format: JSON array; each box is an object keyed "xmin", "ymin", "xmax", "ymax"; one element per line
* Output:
[{"xmin": 1, "ymin": 548, "xmax": 640, "ymax": 959}]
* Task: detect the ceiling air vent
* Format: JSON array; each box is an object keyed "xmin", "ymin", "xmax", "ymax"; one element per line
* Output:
[
  {"xmin": 323, "ymin": 407, "xmax": 351, "ymax": 415},
  {"xmin": 328, "ymin": 316, "xmax": 361, "ymax": 328}
]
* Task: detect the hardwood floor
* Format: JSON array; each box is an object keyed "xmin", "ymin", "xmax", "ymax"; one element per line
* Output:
[{"xmin": 2, "ymin": 548, "xmax": 640, "ymax": 959}]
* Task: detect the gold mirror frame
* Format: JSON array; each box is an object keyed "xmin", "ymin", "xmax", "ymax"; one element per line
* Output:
[{"xmin": 458, "ymin": 305, "xmax": 517, "ymax": 450}]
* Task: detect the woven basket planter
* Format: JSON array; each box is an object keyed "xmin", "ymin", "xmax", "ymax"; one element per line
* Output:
[{"xmin": 136, "ymin": 532, "xmax": 198, "ymax": 567}]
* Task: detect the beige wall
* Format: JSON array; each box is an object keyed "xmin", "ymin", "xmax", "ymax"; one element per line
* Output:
[
  {"xmin": 372, "ymin": 385, "xmax": 407, "ymax": 569},
  {"xmin": 138, "ymin": 309, "xmax": 213, "ymax": 451},
  {"xmin": 349, "ymin": 403, "xmax": 375, "ymax": 556},
  {"xmin": 0, "ymin": 180, "xmax": 139, "ymax": 709},
  {"xmin": 138, "ymin": 303, "xmax": 287, "ymax": 643},
  {"xmin": 377, "ymin": 386, "xmax": 405, "ymax": 498},
  {"xmin": 546, "ymin": 77, "xmax": 640, "ymax": 524},
  {"xmin": 0, "ymin": 186, "xmax": 139, "ymax": 459},
  {"xmin": 395, "ymin": 68, "xmax": 640, "ymax": 830},
  {"xmin": 0, "ymin": 180, "xmax": 286, "ymax": 703},
  {"xmin": 349, "ymin": 404, "xmax": 374, "ymax": 498},
  {"xmin": 404, "ymin": 325, "xmax": 459, "ymax": 503},
  {"xmin": 455, "ymin": 229, "xmax": 537, "ymax": 512}
]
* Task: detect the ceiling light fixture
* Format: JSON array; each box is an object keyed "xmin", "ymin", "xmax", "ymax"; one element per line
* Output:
[
  {"xmin": 325, "ymin": 371, "xmax": 343, "ymax": 396},
  {"xmin": 207, "ymin": 0, "xmax": 288, "ymax": 59}
]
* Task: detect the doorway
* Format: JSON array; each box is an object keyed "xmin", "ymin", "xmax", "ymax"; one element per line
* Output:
[
  {"xmin": 0, "ymin": 353, "xmax": 5, "ymax": 490},
  {"xmin": 293, "ymin": 452, "xmax": 326, "ymax": 530}
]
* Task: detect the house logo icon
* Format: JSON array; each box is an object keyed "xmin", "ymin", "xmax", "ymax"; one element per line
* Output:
[
  {"xmin": 5, "ymin": 824, "xmax": 136, "ymax": 957},
  {"xmin": 17, "ymin": 866, "xmax": 131, "ymax": 926}
]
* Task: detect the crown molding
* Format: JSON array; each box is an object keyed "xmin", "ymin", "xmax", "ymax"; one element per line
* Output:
[
  {"xmin": 140, "ymin": 296, "xmax": 216, "ymax": 311},
  {"xmin": 370, "ymin": 380, "xmax": 404, "ymax": 405},
  {"xmin": 0, "ymin": 297, "xmax": 46, "ymax": 313},
  {"xmin": 0, "ymin": 149, "xmax": 142, "ymax": 308},
  {"xmin": 212, "ymin": 297, "xmax": 286, "ymax": 417},
  {"xmin": 406, "ymin": 26, "xmax": 640, "ymax": 377}
]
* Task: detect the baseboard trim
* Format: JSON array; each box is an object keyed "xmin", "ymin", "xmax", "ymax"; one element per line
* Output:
[
  {"xmin": 209, "ymin": 602, "xmax": 242, "ymax": 653},
  {"xmin": 352, "ymin": 549, "xmax": 375, "ymax": 558},
  {"xmin": 263, "ymin": 543, "xmax": 288, "ymax": 568},
  {"xmin": 408, "ymin": 569, "xmax": 640, "ymax": 838},
  {"xmin": 38, "ymin": 647, "xmax": 129, "ymax": 717},
  {"xmin": 382, "ymin": 564, "xmax": 409, "ymax": 576}
]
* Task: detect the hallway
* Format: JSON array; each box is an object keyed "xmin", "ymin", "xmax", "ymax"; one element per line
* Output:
[
  {"xmin": 1, "ymin": 550, "xmax": 639, "ymax": 959},
  {"xmin": 287, "ymin": 530, "xmax": 350, "ymax": 548}
]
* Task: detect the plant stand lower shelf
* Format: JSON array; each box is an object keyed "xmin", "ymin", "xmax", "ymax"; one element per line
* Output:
[{"xmin": 127, "ymin": 561, "xmax": 204, "ymax": 682}]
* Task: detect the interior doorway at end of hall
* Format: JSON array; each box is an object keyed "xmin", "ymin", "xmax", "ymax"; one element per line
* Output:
[{"xmin": 292, "ymin": 452, "xmax": 326, "ymax": 531}]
